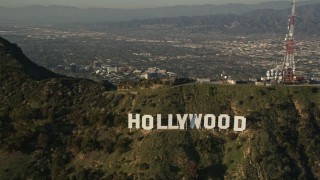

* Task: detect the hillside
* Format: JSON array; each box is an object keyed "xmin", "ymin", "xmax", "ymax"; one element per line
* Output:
[
  {"xmin": 0, "ymin": 37, "xmax": 63, "ymax": 80},
  {"xmin": 0, "ymin": 37, "xmax": 320, "ymax": 179}
]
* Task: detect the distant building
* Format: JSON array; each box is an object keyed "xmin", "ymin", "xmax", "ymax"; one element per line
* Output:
[
  {"xmin": 93, "ymin": 61, "xmax": 101, "ymax": 68},
  {"xmin": 255, "ymin": 81, "xmax": 265, "ymax": 86},
  {"xmin": 227, "ymin": 79, "xmax": 236, "ymax": 85},
  {"xmin": 133, "ymin": 70, "xmax": 142, "ymax": 75},
  {"xmin": 260, "ymin": 77, "xmax": 267, "ymax": 81},
  {"xmin": 167, "ymin": 72, "xmax": 177, "ymax": 78},
  {"xmin": 139, "ymin": 67, "xmax": 175, "ymax": 80},
  {"xmin": 85, "ymin": 66, "xmax": 92, "ymax": 71},
  {"xmin": 211, "ymin": 81, "xmax": 223, "ymax": 84},
  {"xmin": 141, "ymin": 72, "xmax": 149, "ymax": 79},
  {"xmin": 141, "ymin": 72, "xmax": 162, "ymax": 79},
  {"xmin": 70, "ymin": 63, "xmax": 77, "ymax": 72},
  {"xmin": 56, "ymin": 65, "xmax": 65, "ymax": 71},
  {"xmin": 107, "ymin": 66, "xmax": 118, "ymax": 74},
  {"xmin": 197, "ymin": 78, "xmax": 211, "ymax": 83},
  {"xmin": 147, "ymin": 67, "xmax": 157, "ymax": 73},
  {"xmin": 157, "ymin": 69, "xmax": 167, "ymax": 74},
  {"xmin": 248, "ymin": 78, "xmax": 258, "ymax": 82}
]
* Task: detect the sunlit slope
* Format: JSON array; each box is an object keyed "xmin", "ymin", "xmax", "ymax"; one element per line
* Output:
[{"xmin": 1, "ymin": 36, "xmax": 320, "ymax": 179}]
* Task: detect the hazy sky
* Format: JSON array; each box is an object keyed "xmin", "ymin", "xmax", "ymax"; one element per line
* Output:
[{"xmin": 0, "ymin": 0, "xmax": 292, "ymax": 9}]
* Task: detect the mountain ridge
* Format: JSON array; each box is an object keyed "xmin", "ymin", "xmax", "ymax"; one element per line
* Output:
[
  {"xmin": 0, "ymin": 1, "xmax": 319, "ymax": 23},
  {"xmin": 100, "ymin": 3, "xmax": 320, "ymax": 34}
]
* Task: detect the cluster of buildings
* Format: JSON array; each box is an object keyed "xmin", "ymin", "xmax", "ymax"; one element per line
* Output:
[
  {"xmin": 197, "ymin": 77, "xmax": 275, "ymax": 86},
  {"xmin": 140, "ymin": 67, "xmax": 177, "ymax": 80},
  {"xmin": 54, "ymin": 61, "xmax": 177, "ymax": 84}
]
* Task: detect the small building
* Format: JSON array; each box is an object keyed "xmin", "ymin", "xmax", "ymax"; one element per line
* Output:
[
  {"xmin": 70, "ymin": 63, "xmax": 77, "ymax": 72},
  {"xmin": 133, "ymin": 70, "xmax": 142, "ymax": 75},
  {"xmin": 93, "ymin": 61, "xmax": 101, "ymax": 68},
  {"xmin": 147, "ymin": 67, "xmax": 157, "ymax": 73},
  {"xmin": 167, "ymin": 72, "xmax": 177, "ymax": 78},
  {"xmin": 255, "ymin": 81, "xmax": 265, "ymax": 86},
  {"xmin": 249, "ymin": 78, "xmax": 258, "ymax": 82},
  {"xmin": 107, "ymin": 66, "xmax": 118, "ymax": 74},
  {"xmin": 157, "ymin": 69, "xmax": 167, "ymax": 74},
  {"xmin": 141, "ymin": 72, "xmax": 149, "ymax": 79},
  {"xmin": 227, "ymin": 79, "xmax": 236, "ymax": 85},
  {"xmin": 197, "ymin": 78, "xmax": 211, "ymax": 83},
  {"xmin": 56, "ymin": 65, "xmax": 65, "ymax": 71}
]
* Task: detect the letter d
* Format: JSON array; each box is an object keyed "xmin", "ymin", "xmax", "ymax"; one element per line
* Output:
[{"xmin": 234, "ymin": 116, "xmax": 246, "ymax": 132}]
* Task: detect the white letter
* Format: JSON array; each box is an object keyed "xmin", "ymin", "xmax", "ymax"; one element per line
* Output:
[
  {"xmin": 204, "ymin": 114, "xmax": 216, "ymax": 129},
  {"xmin": 168, "ymin": 114, "xmax": 179, "ymax": 129},
  {"xmin": 218, "ymin": 114, "xmax": 230, "ymax": 130},
  {"xmin": 142, "ymin": 115, "xmax": 154, "ymax": 130},
  {"xmin": 234, "ymin": 116, "xmax": 246, "ymax": 132},
  {"xmin": 189, "ymin": 114, "xmax": 203, "ymax": 129},
  {"xmin": 128, "ymin": 113, "xmax": 140, "ymax": 129},
  {"xmin": 157, "ymin": 114, "xmax": 168, "ymax": 130},
  {"xmin": 177, "ymin": 114, "xmax": 188, "ymax": 130}
]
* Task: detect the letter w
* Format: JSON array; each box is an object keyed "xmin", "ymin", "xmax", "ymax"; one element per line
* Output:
[{"xmin": 189, "ymin": 114, "xmax": 202, "ymax": 129}]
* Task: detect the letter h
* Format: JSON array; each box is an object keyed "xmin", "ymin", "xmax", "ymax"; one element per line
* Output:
[{"xmin": 128, "ymin": 113, "xmax": 140, "ymax": 129}]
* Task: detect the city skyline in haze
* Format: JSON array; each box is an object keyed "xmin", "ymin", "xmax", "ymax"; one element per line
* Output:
[{"xmin": 0, "ymin": 0, "xmax": 295, "ymax": 9}]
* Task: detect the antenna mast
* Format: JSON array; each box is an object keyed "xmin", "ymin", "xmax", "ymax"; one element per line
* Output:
[{"xmin": 281, "ymin": 0, "xmax": 296, "ymax": 84}]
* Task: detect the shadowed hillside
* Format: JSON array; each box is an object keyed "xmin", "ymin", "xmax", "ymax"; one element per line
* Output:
[
  {"xmin": 0, "ymin": 37, "xmax": 320, "ymax": 179},
  {"xmin": 0, "ymin": 37, "xmax": 63, "ymax": 80}
]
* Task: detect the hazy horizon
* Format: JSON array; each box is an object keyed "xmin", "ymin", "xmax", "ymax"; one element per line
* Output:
[{"xmin": 0, "ymin": 0, "xmax": 295, "ymax": 9}]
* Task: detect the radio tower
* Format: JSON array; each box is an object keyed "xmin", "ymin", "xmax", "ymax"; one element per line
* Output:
[{"xmin": 281, "ymin": 0, "xmax": 296, "ymax": 84}]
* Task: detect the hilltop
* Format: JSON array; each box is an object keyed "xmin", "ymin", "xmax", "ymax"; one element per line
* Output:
[
  {"xmin": 0, "ymin": 37, "xmax": 63, "ymax": 80},
  {"xmin": 0, "ymin": 37, "xmax": 320, "ymax": 179}
]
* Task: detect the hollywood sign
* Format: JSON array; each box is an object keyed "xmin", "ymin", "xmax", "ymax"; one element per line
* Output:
[{"xmin": 128, "ymin": 114, "xmax": 247, "ymax": 132}]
